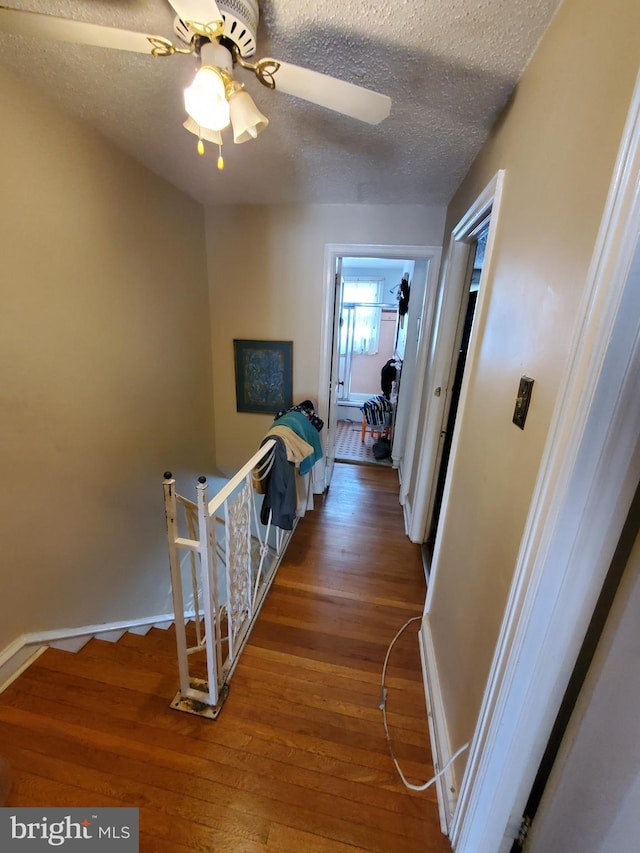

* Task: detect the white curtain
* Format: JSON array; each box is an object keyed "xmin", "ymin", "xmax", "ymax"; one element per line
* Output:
[
  {"xmin": 353, "ymin": 304, "xmax": 380, "ymax": 354},
  {"xmin": 342, "ymin": 280, "xmax": 382, "ymax": 355}
]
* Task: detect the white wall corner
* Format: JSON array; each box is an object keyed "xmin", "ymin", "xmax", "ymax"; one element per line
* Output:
[
  {"xmin": 0, "ymin": 638, "xmax": 46, "ymax": 695},
  {"xmin": 419, "ymin": 615, "xmax": 459, "ymax": 834}
]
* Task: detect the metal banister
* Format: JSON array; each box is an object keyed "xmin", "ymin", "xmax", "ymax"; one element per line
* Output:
[{"xmin": 162, "ymin": 438, "xmax": 294, "ymax": 719}]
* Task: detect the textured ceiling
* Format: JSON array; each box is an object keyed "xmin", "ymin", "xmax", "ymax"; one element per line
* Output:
[{"xmin": 0, "ymin": 0, "xmax": 562, "ymax": 205}]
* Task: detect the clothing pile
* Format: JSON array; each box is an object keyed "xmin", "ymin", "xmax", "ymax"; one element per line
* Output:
[
  {"xmin": 380, "ymin": 358, "xmax": 399, "ymax": 400},
  {"xmin": 254, "ymin": 401, "xmax": 324, "ymax": 531},
  {"xmin": 361, "ymin": 394, "xmax": 394, "ymax": 428},
  {"xmin": 275, "ymin": 399, "xmax": 324, "ymax": 433}
]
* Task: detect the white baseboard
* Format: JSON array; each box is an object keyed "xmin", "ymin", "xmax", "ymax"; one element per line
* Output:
[
  {"xmin": 0, "ymin": 641, "xmax": 47, "ymax": 694},
  {"xmin": 419, "ymin": 615, "xmax": 458, "ymax": 835},
  {"xmin": 0, "ymin": 610, "xmax": 179, "ymax": 694},
  {"xmin": 49, "ymin": 636, "xmax": 92, "ymax": 653},
  {"xmin": 22, "ymin": 611, "xmax": 177, "ymax": 647},
  {"xmin": 402, "ymin": 495, "xmax": 412, "ymax": 537}
]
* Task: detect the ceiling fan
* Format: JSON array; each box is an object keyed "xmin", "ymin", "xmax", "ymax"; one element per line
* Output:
[{"xmin": 0, "ymin": 0, "xmax": 392, "ymax": 168}]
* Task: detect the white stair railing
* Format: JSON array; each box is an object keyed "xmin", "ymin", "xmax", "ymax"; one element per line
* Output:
[{"xmin": 162, "ymin": 439, "xmax": 293, "ymax": 718}]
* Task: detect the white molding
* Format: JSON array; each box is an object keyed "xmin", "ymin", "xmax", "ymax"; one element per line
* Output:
[
  {"xmin": 397, "ymin": 250, "xmax": 443, "ymax": 517},
  {"xmin": 451, "ymin": 72, "xmax": 640, "ymax": 852},
  {"xmin": 318, "ymin": 243, "xmax": 443, "ymax": 479},
  {"xmin": 402, "ymin": 496, "xmax": 412, "ymax": 536},
  {"xmin": 49, "ymin": 636, "xmax": 92, "ymax": 653},
  {"xmin": 0, "ymin": 610, "xmax": 180, "ymax": 692},
  {"xmin": 410, "ymin": 171, "xmax": 505, "ymax": 549},
  {"xmin": 22, "ymin": 611, "xmax": 178, "ymax": 646},
  {"xmin": 94, "ymin": 629, "xmax": 127, "ymax": 643},
  {"xmin": 127, "ymin": 624, "xmax": 153, "ymax": 636},
  {"xmin": 419, "ymin": 617, "xmax": 457, "ymax": 834},
  {"xmin": 0, "ymin": 639, "xmax": 46, "ymax": 694}
]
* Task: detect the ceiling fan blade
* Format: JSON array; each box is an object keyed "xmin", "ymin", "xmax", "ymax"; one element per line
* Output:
[
  {"xmin": 0, "ymin": 6, "xmax": 161, "ymax": 53},
  {"xmin": 166, "ymin": 0, "xmax": 223, "ymax": 35},
  {"xmin": 270, "ymin": 61, "xmax": 391, "ymax": 125}
]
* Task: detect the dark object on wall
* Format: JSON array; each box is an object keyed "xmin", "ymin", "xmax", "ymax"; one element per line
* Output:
[
  {"xmin": 398, "ymin": 275, "xmax": 410, "ymax": 316},
  {"xmin": 381, "ymin": 358, "xmax": 398, "ymax": 399},
  {"xmin": 234, "ymin": 339, "xmax": 293, "ymax": 414}
]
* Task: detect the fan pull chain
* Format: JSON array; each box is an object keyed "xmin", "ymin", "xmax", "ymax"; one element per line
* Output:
[{"xmin": 192, "ymin": 127, "xmax": 224, "ymax": 170}]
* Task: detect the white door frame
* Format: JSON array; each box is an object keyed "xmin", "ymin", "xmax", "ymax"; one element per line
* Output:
[
  {"xmin": 451, "ymin": 73, "xmax": 640, "ymax": 853},
  {"xmin": 318, "ymin": 243, "xmax": 442, "ymax": 477},
  {"xmin": 405, "ymin": 171, "xmax": 505, "ymax": 543},
  {"xmin": 324, "ymin": 255, "xmax": 343, "ymax": 488}
]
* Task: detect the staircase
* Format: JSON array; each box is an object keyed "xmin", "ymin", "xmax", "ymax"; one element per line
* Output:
[
  {"xmin": 47, "ymin": 620, "xmax": 175, "ymax": 655},
  {"xmin": 0, "ymin": 462, "xmax": 451, "ymax": 852},
  {"xmin": 0, "ymin": 441, "xmax": 296, "ymax": 717}
]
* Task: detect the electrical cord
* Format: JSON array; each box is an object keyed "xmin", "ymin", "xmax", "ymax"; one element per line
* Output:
[{"xmin": 379, "ymin": 615, "xmax": 470, "ymax": 792}]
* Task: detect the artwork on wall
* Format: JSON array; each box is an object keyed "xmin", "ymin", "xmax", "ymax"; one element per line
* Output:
[{"xmin": 233, "ymin": 339, "xmax": 293, "ymax": 414}]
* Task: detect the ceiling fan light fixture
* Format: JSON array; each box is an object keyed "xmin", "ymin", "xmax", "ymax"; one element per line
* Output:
[
  {"xmin": 229, "ymin": 89, "xmax": 269, "ymax": 143},
  {"xmin": 183, "ymin": 116, "xmax": 223, "ymax": 146},
  {"xmin": 184, "ymin": 65, "xmax": 230, "ymax": 131}
]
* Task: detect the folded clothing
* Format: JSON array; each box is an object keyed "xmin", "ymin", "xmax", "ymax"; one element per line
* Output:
[
  {"xmin": 269, "ymin": 410, "xmax": 323, "ymax": 475},
  {"xmin": 266, "ymin": 424, "xmax": 313, "ymax": 464}
]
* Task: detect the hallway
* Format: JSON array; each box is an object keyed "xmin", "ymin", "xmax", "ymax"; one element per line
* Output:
[
  {"xmin": 0, "ymin": 463, "xmax": 449, "ymax": 851},
  {"xmin": 335, "ymin": 418, "xmax": 393, "ymax": 466}
]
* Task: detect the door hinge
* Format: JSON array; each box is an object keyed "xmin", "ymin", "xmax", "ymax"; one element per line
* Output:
[{"xmin": 513, "ymin": 814, "xmax": 532, "ymax": 851}]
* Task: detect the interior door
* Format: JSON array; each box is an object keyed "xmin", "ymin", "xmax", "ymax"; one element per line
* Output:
[
  {"xmin": 424, "ymin": 225, "xmax": 488, "ymax": 558},
  {"xmin": 325, "ymin": 257, "xmax": 343, "ymax": 488}
]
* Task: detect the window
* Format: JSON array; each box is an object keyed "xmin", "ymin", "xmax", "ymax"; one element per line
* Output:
[{"xmin": 341, "ymin": 279, "xmax": 383, "ymax": 355}]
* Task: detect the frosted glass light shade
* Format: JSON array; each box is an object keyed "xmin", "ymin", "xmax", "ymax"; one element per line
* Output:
[
  {"xmin": 229, "ymin": 90, "xmax": 268, "ymax": 143},
  {"xmin": 182, "ymin": 116, "xmax": 223, "ymax": 146},
  {"xmin": 184, "ymin": 66, "xmax": 230, "ymax": 131}
]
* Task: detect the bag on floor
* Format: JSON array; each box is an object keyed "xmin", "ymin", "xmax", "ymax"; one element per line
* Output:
[{"xmin": 372, "ymin": 436, "xmax": 391, "ymax": 459}]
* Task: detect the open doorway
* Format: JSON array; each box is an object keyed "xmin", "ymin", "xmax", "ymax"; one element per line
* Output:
[
  {"xmin": 425, "ymin": 226, "xmax": 488, "ymax": 558},
  {"xmin": 319, "ymin": 243, "xmax": 442, "ymax": 490},
  {"xmin": 334, "ymin": 257, "xmax": 412, "ymax": 467}
]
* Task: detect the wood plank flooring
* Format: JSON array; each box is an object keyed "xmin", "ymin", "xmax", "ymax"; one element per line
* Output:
[{"xmin": 0, "ymin": 462, "xmax": 451, "ymax": 852}]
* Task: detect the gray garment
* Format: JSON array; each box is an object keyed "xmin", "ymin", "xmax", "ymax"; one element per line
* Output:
[{"xmin": 259, "ymin": 437, "xmax": 296, "ymax": 531}]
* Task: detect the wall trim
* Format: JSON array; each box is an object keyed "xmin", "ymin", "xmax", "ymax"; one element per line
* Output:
[
  {"xmin": 419, "ymin": 616, "xmax": 457, "ymax": 834},
  {"xmin": 318, "ymin": 243, "xmax": 442, "ymax": 486},
  {"xmin": 411, "ymin": 171, "xmax": 505, "ymax": 548},
  {"xmin": 0, "ymin": 611, "xmax": 179, "ymax": 693},
  {"xmin": 0, "ymin": 639, "xmax": 46, "ymax": 695},
  {"xmin": 451, "ymin": 71, "xmax": 640, "ymax": 853}
]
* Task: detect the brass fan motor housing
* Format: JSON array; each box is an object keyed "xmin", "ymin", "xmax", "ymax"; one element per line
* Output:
[{"xmin": 173, "ymin": 0, "xmax": 259, "ymax": 57}]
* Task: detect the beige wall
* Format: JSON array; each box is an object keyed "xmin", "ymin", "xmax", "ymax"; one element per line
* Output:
[
  {"xmin": 425, "ymin": 0, "xmax": 640, "ymax": 775},
  {"xmin": 204, "ymin": 204, "xmax": 446, "ymax": 472},
  {"xmin": 0, "ymin": 69, "xmax": 214, "ymax": 651}
]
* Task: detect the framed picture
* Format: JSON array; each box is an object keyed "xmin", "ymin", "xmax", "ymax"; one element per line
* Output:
[{"xmin": 233, "ymin": 339, "xmax": 293, "ymax": 414}]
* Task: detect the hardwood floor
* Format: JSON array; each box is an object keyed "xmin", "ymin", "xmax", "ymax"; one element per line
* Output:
[{"xmin": 0, "ymin": 463, "xmax": 450, "ymax": 852}]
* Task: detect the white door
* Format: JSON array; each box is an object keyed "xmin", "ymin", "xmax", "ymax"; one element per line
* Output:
[{"xmin": 324, "ymin": 257, "xmax": 343, "ymax": 488}]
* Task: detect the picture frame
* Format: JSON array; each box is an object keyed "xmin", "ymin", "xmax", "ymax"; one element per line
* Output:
[{"xmin": 233, "ymin": 339, "xmax": 293, "ymax": 414}]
